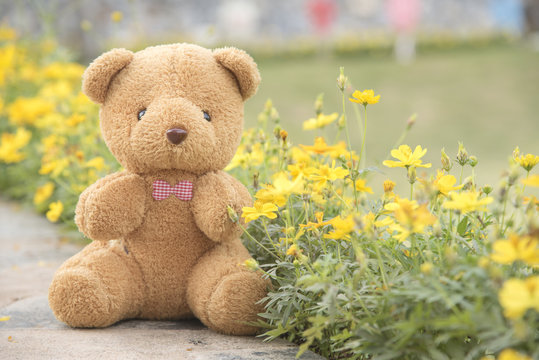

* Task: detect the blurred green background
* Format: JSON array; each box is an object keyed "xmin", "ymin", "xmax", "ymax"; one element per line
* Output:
[{"xmin": 245, "ymin": 43, "xmax": 539, "ymax": 185}]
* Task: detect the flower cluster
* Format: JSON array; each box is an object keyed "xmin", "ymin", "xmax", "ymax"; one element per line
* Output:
[{"xmin": 0, "ymin": 28, "xmax": 114, "ymax": 223}]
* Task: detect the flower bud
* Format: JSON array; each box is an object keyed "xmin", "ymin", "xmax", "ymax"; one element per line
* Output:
[
  {"xmin": 273, "ymin": 125, "xmax": 282, "ymax": 140},
  {"xmin": 280, "ymin": 129, "xmax": 288, "ymax": 142},
  {"xmin": 242, "ymin": 258, "xmax": 259, "ymax": 271},
  {"xmin": 456, "ymin": 142, "xmax": 469, "ymax": 166},
  {"xmin": 383, "ymin": 180, "xmax": 396, "ymax": 193},
  {"xmin": 337, "ymin": 67, "xmax": 348, "ymax": 91},
  {"xmin": 253, "ymin": 172, "xmax": 259, "ymax": 190},
  {"xmin": 482, "ymin": 184, "xmax": 493, "ymax": 195},
  {"xmin": 407, "ymin": 113, "xmax": 417, "ymax": 129},
  {"xmin": 257, "ymin": 112, "xmax": 268, "ymax": 125},
  {"xmin": 264, "ymin": 99, "xmax": 273, "ymax": 113},
  {"xmin": 441, "ymin": 147, "xmax": 452, "ymax": 172},
  {"xmin": 337, "ymin": 114, "xmax": 346, "ymax": 129},
  {"xmin": 270, "ymin": 108, "xmax": 280, "ymax": 123},
  {"xmin": 512, "ymin": 146, "xmax": 520, "ymax": 161},
  {"xmin": 420, "ymin": 262, "xmax": 433, "ymax": 275},
  {"xmin": 314, "ymin": 93, "xmax": 324, "ymax": 115},
  {"xmin": 227, "ymin": 205, "xmax": 239, "ymax": 223},
  {"xmin": 444, "ymin": 246, "xmax": 457, "ymax": 264},
  {"xmin": 407, "ymin": 166, "xmax": 417, "ymax": 184},
  {"xmin": 468, "ymin": 155, "xmax": 478, "ymax": 167}
]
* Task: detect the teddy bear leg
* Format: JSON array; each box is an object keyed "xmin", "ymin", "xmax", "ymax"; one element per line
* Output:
[
  {"xmin": 49, "ymin": 240, "xmax": 145, "ymax": 328},
  {"xmin": 187, "ymin": 241, "xmax": 269, "ymax": 335}
]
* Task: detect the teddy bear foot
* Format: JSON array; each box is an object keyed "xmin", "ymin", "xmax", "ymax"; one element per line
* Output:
[
  {"xmin": 204, "ymin": 271, "xmax": 268, "ymax": 335},
  {"xmin": 49, "ymin": 268, "xmax": 122, "ymax": 328}
]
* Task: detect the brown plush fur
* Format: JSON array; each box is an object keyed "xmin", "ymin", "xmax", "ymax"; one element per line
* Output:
[{"xmin": 48, "ymin": 44, "xmax": 268, "ymax": 335}]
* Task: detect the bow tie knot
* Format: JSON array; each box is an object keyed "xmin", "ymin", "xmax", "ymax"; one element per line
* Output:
[{"xmin": 152, "ymin": 180, "xmax": 193, "ymax": 201}]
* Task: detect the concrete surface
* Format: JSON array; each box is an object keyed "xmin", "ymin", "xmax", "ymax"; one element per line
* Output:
[{"xmin": 0, "ymin": 200, "xmax": 323, "ymax": 359}]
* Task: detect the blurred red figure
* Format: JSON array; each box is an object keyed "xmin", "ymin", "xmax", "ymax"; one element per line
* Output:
[
  {"xmin": 386, "ymin": 0, "xmax": 421, "ymax": 63},
  {"xmin": 307, "ymin": 0, "xmax": 338, "ymax": 35}
]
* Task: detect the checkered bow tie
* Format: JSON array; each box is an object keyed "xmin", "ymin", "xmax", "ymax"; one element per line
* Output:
[{"xmin": 152, "ymin": 180, "xmax": 193, "ymax": 201}]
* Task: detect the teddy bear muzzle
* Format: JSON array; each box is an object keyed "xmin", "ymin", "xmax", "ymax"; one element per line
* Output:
[{"xmin": 166, "ymin": 128, "xmax": 188, "ymax": 145}]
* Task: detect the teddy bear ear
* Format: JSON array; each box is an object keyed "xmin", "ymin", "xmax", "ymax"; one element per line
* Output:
[
  {"xmin": 82, "ymin": 48, "xmax": 134, "ymax": 104},
  {"xmin": 213, "ymin": 47, "xmax": 261, "ymax": 101}
]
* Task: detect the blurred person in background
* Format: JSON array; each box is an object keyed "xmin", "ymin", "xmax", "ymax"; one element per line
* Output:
[{"xmin": 386, "ymin": 0, "xmax": 420, "ymax": 64}]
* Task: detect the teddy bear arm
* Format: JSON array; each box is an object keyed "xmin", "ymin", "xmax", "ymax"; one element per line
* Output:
[
  {"xmin": 75, "ymin": 172, "xmax": 127, "ymax": 235},
  {"xmin": 192, "ymin": 172, "xmax": 252, "ymax": 243},
  {"xmin": 76, "ymin": 172, "xmax": 148, "ymax": 241}
]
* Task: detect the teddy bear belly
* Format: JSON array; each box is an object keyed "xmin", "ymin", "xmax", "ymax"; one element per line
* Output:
[{"xmin": 125, "ymin": 200, "xmax": 215, "ymax": 319}]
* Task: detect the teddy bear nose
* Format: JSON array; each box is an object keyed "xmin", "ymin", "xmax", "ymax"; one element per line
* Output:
[{"xmin": 166, "ymin": 128, "xmax": 188, "ymax": 145}]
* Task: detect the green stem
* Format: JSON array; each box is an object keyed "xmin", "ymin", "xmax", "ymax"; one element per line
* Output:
[
  {"xmin": 358, "ymin": 105, "xmax": 368, "ymax": 170},
  {"xmin": 341, "ymin": 89, "xmax": 359, "ymax": 208},
  {"xmin": 372, "ymin": 241, "xmax": 389, "ymax": 289},
  {"xmin": 238, "ymin": 222, "xmax": 279, "ymax": 260},
  {"xmin": 410, "ymin": 182, "xmax": 414, "ymax": 199}
]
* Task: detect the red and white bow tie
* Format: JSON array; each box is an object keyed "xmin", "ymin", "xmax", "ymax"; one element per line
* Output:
[{"xmin": 152, "ymin": 180, "xmax": 193, "ymax": 201}]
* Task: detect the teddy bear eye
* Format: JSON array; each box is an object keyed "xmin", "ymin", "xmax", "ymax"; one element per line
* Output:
[
  {"xmin": 137, "ymin": 109, "xmax": 146, "ymax": 121},
  {"xmin": 202, "ymin": 111, "xmax": 211, "ymax": 122}
]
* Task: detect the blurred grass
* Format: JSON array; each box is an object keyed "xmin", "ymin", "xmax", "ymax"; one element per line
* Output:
[{"xmin": 245, "ymin": 43, "xmax": 539, "ymax": 185}]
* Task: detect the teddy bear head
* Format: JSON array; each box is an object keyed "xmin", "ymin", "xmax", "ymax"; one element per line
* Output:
[{"xmin": 82, "ymin": 44, "xmax": 260, "ymax": 174}]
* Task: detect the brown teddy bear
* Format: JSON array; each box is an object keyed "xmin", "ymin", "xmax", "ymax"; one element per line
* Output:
[{"xmin": 48, "ymin": 43, "xmax": 269, "ymax": 335}]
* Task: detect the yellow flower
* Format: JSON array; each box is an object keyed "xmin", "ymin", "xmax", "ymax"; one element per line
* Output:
[
  {"xmin": 384, "ymin": 196, "xmax": 418, "ymax": 212},
  {"xmin": 389, "ymin": 202, "xmax": 437, "ymax": 242},
  {"xmin": 522, "ymin": 174, "xmax": 539, "ymax": 187},
  {"xmin": 420, "ymin": 262, "xmax": 434, "ymax": 275},
  {"xmin": 290, "ymin": 146, "xmax": 312, "ymax": 165},
  {"xmin": 300, "ymin": 211, "xmax": 331, "ymax": 231},
  {"xmin": 255, "ymin": 186, "xmax": 287, "ymax": 207},
  {"xmin": 43, "ymin": 62, "xmax": 85, "ymax": 81},
  {"xmin": 241, "ymin": 258, "xmax": 259, "ymax": 271},
  {"xmin": 328, "ymin": 141, "xmax": 358, "ymax": 162},
  {"xmin": 0, "ymin": 44, "xmax": 16, "ymax": 86},
  {"xmin": 497, "ymin": 349, "xmax": 532, "ymax": 360},
  {"xmin": 225, "ymin": 143, "xmax": 264, "ymax": 171},
  {"xmin": 271, "ymin": 172, "xmax": 304, "ymax": 198},
  {"xmin": 111, "ymin": 10, "xmax": 124, "ymax": 23},
  {"xmin": 46, "ymin": 201, "xmax": 64, "ymax": 222},
  {"xmin": 498, "ymin": 276, "xmax": 539, "ymax": 319},
  {"xmin": 42, "ymin": 134, "xmax": 66, "ymax": 152},
  {"xmin": 300, "ymin": 137, "xmax": 338, "ymax": 155},
  {"xmin": 433, "ymin": 171, "xmax": 463, "ymax": 196},
  {"xmin": 39, "ymin": 158, "xmax": 69, "ymax": 177},
  {"xmin": 354, "ymin": 178, "xmax": 373, "ymax": 194},
  {"xmin": 513, "ymin": 147, "xmax": 539, "ymax": 172},
  {"xmin": 34, "ymin": 182, "xmax": 55, "ymax": 205},
  {"xmin": 39, "ymin": 80, "xmax": 74, "ymax": 100},
  {"xmin": 324, "ymin": 214, "xmax": 356, "ymax": 240},
  {"xmin": 286, "ymin": 244, "xmax": 302, "ymax": 257},
  {"xmin": 302, "ymin": 112, "xmax": 339, "ymax": 130},
  {"xmin": 7, "ymin": 97, "xmax": 54, "ymax": 125},
  {"xmin": 241, "ymin": 201, "xmax": 278, "ymax": 223},
  {"xmin": 349, "ymin": 89, "xmax": 380, "ymax": 106},
  {"xmin": 383, "ymin": 145, "xmax": 432, "ymax": 169},
  {"xmin": 309, "ymin": 161, "xmax": 349, "ymax": 189},
  {"xmin": 0, "ymin": 26, "xmax": 16, "ymax": 41},
  {"xmin": 85, "ymin": 157, "xmax": 105, "ymax": 171},
  {"xmin": 491, "ymin": 234, "xmax": 539, "ymax": 266},
  {"xmin": 0, "ymin": 128, "xmax": 32, "ymax": 163},
  {"xmin": 287, "ymin": 163, "xmax": 316, "ymax": 180},
  {"xmin": 383, "ymin": 180, "xmax": 396, "ymax": 193},
  {"xmin": 443, "ymin": 191, "xmax": 493, "ymax": 214}
]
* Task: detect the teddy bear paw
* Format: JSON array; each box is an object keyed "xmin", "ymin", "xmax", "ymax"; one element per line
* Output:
[
  {"xmin": 48, "ymin": 268, "xmax": 116, "ymax": 328},
  {"xmin": 205, "ymin": 271, "xmax": 268, "ymax": 335}
]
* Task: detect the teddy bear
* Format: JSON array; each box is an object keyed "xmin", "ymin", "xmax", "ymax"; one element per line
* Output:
[{"xmin": 48, "ymin": 43, "xmax": 269, "ymax": 335}]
